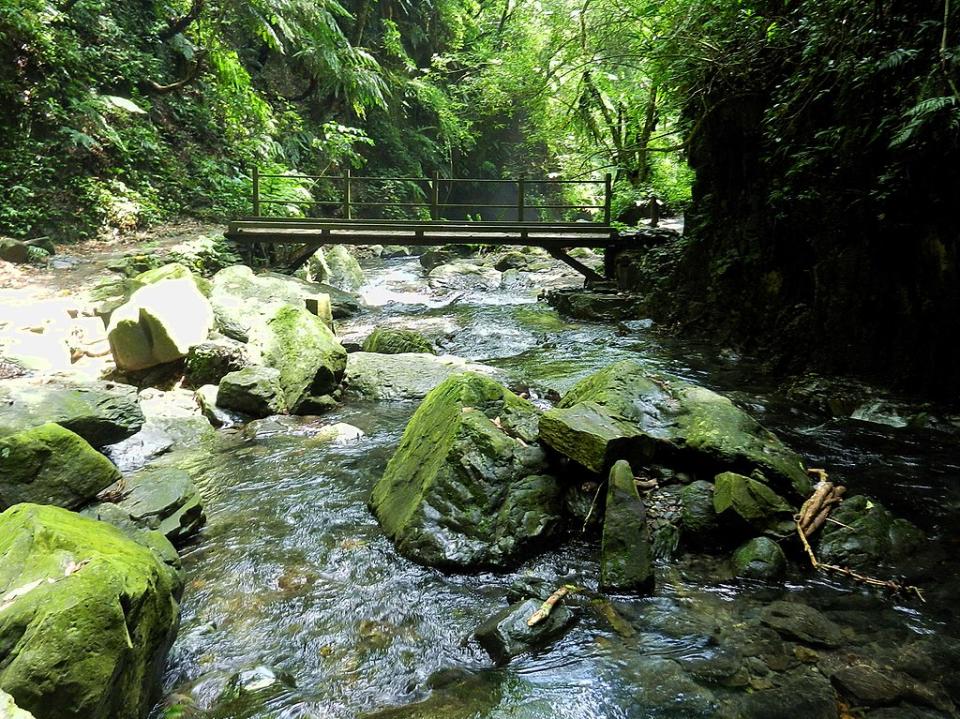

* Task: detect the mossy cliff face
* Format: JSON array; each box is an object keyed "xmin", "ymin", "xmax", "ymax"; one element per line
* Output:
[
  {"xmin": 540, "ymin": 360, "xmax": 810, "ymax": 498},
  {"xmin": 0, "ymin": 504, "xmax": 182, "ymax": 719},
  {"xmin": 369, "ymin": 372, "xmax": 561, "ymax": 570}
]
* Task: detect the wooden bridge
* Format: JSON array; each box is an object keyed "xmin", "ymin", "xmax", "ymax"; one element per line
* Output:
[{"xmin": 225, "ymin": 169, "xmax": 627, "ymax": 280}]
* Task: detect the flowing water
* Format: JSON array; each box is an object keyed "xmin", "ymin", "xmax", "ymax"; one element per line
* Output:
[{"xmin": 155, "ymin": 254, "xmax": 960, "ymax": 719}]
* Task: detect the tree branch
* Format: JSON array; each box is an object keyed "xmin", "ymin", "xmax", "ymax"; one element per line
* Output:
[{"xmin": 160, "ymin": 0, "xmax": 204, "ymax": 40}]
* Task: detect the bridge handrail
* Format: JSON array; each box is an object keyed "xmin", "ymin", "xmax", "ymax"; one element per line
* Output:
[{"xmin": 250, "ymin": 168, "xmax": 613, "ymax": 224}]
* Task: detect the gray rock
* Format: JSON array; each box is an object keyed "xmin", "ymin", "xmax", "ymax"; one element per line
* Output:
[
  {"xmin": 494, "ymin": 251, "xmax": 528, "ymax": 272},
  {"xmin": 546, "ymin": 288, "xmax": 646, "ymax": 321},
  {"xmin": 760, "ymin": 601, "xmax": 844, "ymax": 647},
  {"xmin": 184, "ymin": 337, "xmax": 251, "ymax": 387},
  {"xmin": 428, "ymin": 261, "xmax": 502, "ymax": 291},
  {"xmin": 0, "ymin": 237, "xmax": 29, "ymax": 263},
  {"xmin": 817, "ymin": 495, "xmax": 925, "ymax": 570},
  {"xmin": 420, "ymin": 248, "xmax": 458, "ymax": 271},
  {"xmin": 217, "ymin": 366, "xmax": 287, "ymax": 417},
  {"xmin": 732, "ymin": 537, "xmax": 787, "ymax": 579},
  {"xmin": 600, "ymin": 460, "xmax": 654, "ymax": 592},
  {"xmin": 0, "ymin": 378, "xmax": 144, "ymax": 448},
  {"xmin": 344, "ymin": 351, "xmax": 498, "ymax": 401},
  {"xmin": 473, "ymin": 597, "xmax": 576, "ymax": 664},
  {"xmin": 627, "ymin": 657, "xmax": 720, "ymax": 717},
  {"xmin": 195, "ymin": 384, "xmax": 246, "ymax": 428},
  {"xmin": 739, "ymin": 672, "xmax": 839, "ymax": 719},
  {"xmin": 681, "ymin": 480, "xmax": 719, "ymax": 542}
]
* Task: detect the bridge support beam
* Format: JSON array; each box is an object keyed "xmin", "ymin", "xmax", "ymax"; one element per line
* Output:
[{"xmin": 545, "ymin": 247, "xmax": 605, "ymax": 284}]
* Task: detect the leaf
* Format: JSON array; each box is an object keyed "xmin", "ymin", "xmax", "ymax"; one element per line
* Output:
[{"xmin": 102, "ymin": 95, "xmax": 146, "ymax": 114}]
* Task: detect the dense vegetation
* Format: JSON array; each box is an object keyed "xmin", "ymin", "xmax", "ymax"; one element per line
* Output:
[{"xmin": 1, "ymin": 0, "xmax": 957, "ymax": 389}]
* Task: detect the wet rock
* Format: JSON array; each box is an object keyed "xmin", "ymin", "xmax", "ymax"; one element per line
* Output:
[
  {"xmin": 816, "ymin": 495, "xmax": 924, "ymax": 570},
  {"xmin": 563, "ymin": 482, "xmax": 603, "ymax": 531},
  {"xmin": 420, "ymin": 248, "xmax": 458, "ymax": 272},
  {"xmin": 381, "ymin": 245, "xmax": 411, "ymax": 258},
  {"xmin": 344, "ymin": 351, "xmax": 498, "ymax": 401},
  {"xmin": 713, "ymin": 472, "xmax": 795, "ymax": 535},
  {"xmin": 217, "ymin": 366, "xmax": 287, "ymax": 417},
  {"xmin": 369, "ymin": 373, "xmax": 562, "ymax": 570},
  {"xmin": 321, "ymin": 244, "xmax": 365, "ymax": 290},
  {"xmin": 183, "ymin": 336, "xmax": 251, "ymax": 387},
  {"xmin": 494, "ymin": 251, "xmax": 528, "ymax": 272},
  {"xmin": 0, "ymin": 423, "xmax": 121, "ymax": 510},
  {"xmin": 546, "ymin": 287, "xmax": 646, "ymax": 321},
  {"xmin": 249, "ymin": 305, "xmax": 347, "ymax": 411},
  {"xmin": 739, "ymin": 672, "xmax": 839, "ymax": 719},
  {"xmin": 135, "ymin": 261, "xmax": 212, "ymax": 295},
  {"xmin": 627, "ymin": 657, "xmax": 720, "ymax": 717},
  {"xmin": 0, "ymin": 237, "xmax": 29, "ymax": 263},
  {"xmin": 760, "ymin": 601, "xmax": 844, "ymax": 647},
  {"xmin": 309, "ymin": 280, "xmax": 362, "ymax": 318},
  {"xmin": 361, "ymin": 669, "xmax": 503, "ymax": 719},
  {"xmin": 107, "ymin": 277, "xmax": 214, "ymax": 371},
  {"xmin": 294, "ymin": 393, "xmax": 338, "ymax": 415},
  {"xmin": 195, "ymin": 382, "xmax": 244, "ymax": 427},
  {"xmin": 539, "ymin": 401, "xmax": 645, "ymax": 474},
  {"xmin": 362, "ymin": 327, "xmax": 436, "ymax": 355},
  {"xmin": 0, "ymin": 378, "xmax": 144, "ymax": 447},
  {"xmin": 831, "ymin": 664, "xmax": 905, "ymax": 706},
  {"xmin": 678, "ymin": 644, "xmax": 746, "ymax": 686},
  {"xmin": 210, "ymin": 265, "xmax": 333, "ymax": 340},
  {"xmin": 732, "ymin": 537, "xmax": 787, "ymax": 579},
  {"xmin": 215, "ymin": 664, "xmax": 295, "ymax": 707},
  {"xmin": 0, "ymin": 503, "xmax": 181, "ymax": 719},
  {"xmin": 0, "ymin": 690, "xmax": 35, "ymax": 719},
  {"xmin": 600, "ymin": 460, "xmax": 654, "ymax": 592},
  {"xmin": 89, "ymin": 276, "xmax": 145, "ymax": 320},
  {"xmin": 681, "ymin": 480, "xmax": 720, "ymax": 542},
  {"xmin": 428, "ymin": 261, "xmax": 502, "ymax": 292},
  {"xmin": 85, "ymin": 466, "xmax": 205, "ymax": 544},
  {"xmin": 473, "ymin": 597, "xmax": 576, "ymax": 664}
]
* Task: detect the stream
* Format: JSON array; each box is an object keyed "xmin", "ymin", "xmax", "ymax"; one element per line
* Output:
[{"xmin": 154, "ymin": 254, "xmax": 960, "ymax": 719}]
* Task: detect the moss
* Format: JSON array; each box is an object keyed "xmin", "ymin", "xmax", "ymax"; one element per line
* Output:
[
  {"xmin": 362, "ymin": 328, "xmax": 436, "ymax": 355},
  {"xmin": 134, "ymin": 262, "xmax": 211, "ymax": 296},
  {"xmin": 0, "ymin": 423, "xmax": 122, "ymax": 510},
  {"xmin": 713, "ymin": 471, "xmax": 794, "ymax": 533},
  {"xmin": 539, "ymin": 401, "xmax": 648, "ymax": 474},
  {"xmin": 600, "ymin": 460, "xmax": 654, "ymax": 592},
  {"xmin": 732, "ymin": 536, "xmax": 786, "ymax": 579},
  {"xmin": 0, "ymin": 503, "xmax": 181, "ymax": 719},
  {"xmin": 817, "ymin": 495, "xmax": 924, "ymax": 569}
]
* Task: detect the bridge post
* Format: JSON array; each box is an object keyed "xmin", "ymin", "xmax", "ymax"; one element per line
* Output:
[
  {"xmin": 431, "ymin": 170, "xmax": 440, "ymax": 220},
  {"xmin": 603, "ymin": 173, "xmax": 612, "ymax": 225},
  {"xmin": 343, "ymin": 168, "xmax": 352, "ymax": 220},
  {"xmin": 252, "ymin": 166, "xmax": 261, "ymax": 217},
  {"xmin": 517, "ymin": 174, "xmax": 525, "ymax": 222}
]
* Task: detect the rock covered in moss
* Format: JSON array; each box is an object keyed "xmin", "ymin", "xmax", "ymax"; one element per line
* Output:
[
  {"xmin": 362, "ymin": 327, "xmax": 436, "ymax": 355},
  {"xmin": 322, "ymin": 245, "xmax": 365, "ymax": 290},
  {"xmin": 0, "ymin": 423, "xmax": 121, "ymax": 510},
  {"xmin": 600, "ymin": 460, "xmax": 654, "ymax": 592},
  {"xmin": 541, "ymin": 360, "xmax": 810, "ymax": 497},
  {"xmin": 713, "ymin": 472, "xmax": 794, "ymax": 535},
  {"xmin": 473, "ymin": 597, "xmax": 576, "ymax": 664},
  {"xmin": 680, "ymin": 480, "xmax": 719, "ymax": 542},
  {"xmin": 0, "ymin": 503, "xmax": 181, "ymax": 719},
  {"xmin": 135, "ymin": 261, "xmax": 211, "ymax": 295},
  {"xmin": 539, "ymin": 401, "xmax": 647, "ymax": 474},
  {"xmin": 107, "ymin": 277, "xmax": 214, "ymax": 371},
  {"xmin": 249, "ymin": 305, "xmax": 347, "ymax": 411},
  {"xmin": 369, "ymin": 372, "xmax": 562, "ymax": 570},
  {"xmin": 0, "ymin": 237, "xmax": 29, "ymax": 263},
  {"xmin": 732, "ymin": 536, "xmax": 787, "ymax": 579},
  {"xmin": 816, "ymin": 495, "xmax": 924, "ymax": 570},
  {"xmin": 344, "ymin": 352, "xmax": 497, "ymax": 401},
  {"xmin": 0, "ymin": 378, "xmax": 144, "ymax": 448},
  {"xmin": 1, "ymin": 690, "xmax": 35, "ymax": 718},
  {"xmin": 216, "ymin": 366, "xmax": 287, "ymax": 418},
  {"xmin": 184, "ymin": 336, "xmax": 251, "ymax": 387}
]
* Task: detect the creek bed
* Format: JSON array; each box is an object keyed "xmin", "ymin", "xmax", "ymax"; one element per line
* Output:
[{"xmin": 154, "ymin": 255, "xmax": 960, "ymax": 719}]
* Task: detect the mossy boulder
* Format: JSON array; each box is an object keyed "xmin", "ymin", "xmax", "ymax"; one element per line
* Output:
[
  {"xmin": 600, "ymin": 460, "xmax": 654, "ymax": 593},
  {"xmin": 249, "ymin": 305, "xmax": 347, "ymax": 411},
  {"xmin": 428, "ymin": 261, "xmax": 502, "ymax": 292},
  {"xmin": 89, "ymin": 276, "xmax": 145, "ymax": 320},
  {"xmin": 183, "ymin": 337, "xmax": 250, "ymax": 387},
  {"xmin": 0, "ymin": 423, "xmax": 121, "ymax": 510},
  {"xmin": 369, "ymin": 373, "xmax": 562, "ymax": 570},
  {"xmin": 0, "ymin": 503, "xmax": 181, "ymax": 719},
  {"xmin": 539, "ymin": 401, "xmax": 648, "ymax": 474},
  {"xmin": 680, "ymin": 480, "xmax": 720, "ymax": 542},
  {"xmin": 362, "ymin": 327, "xmax": 436, "ymax": 355},
  {"xmin": 542, "ymin": 360, "xmax": 811, "ymax": 497},
  {"xmin": 344, "ymin": 352, "xmax": 496, "ymax": 401},
  {"xmin": 216, "ymin": 367, "xmax": 287, "ymax": 418},
  {"xmin": 107, "ymin": 277, "xmax": 214, "ymax": 371},
  {"xmin": 493, "ymin": 251, "xmax": 528, "ymax": 272},
  {"xmin": 321, "ymin": 245, "xmax": 365, "ymax": 290},
  {"xmin": 732, "ymin": 536, "xmax": 787, "ymax": 579},
  {"xmin": 713, "ymin": 472, "xmax": 794, "ymax": 535},
  {"xmin": 0, "ymin": 378, "xmax": 144, "ymax": 448},
  {"xmin": 135, "ymin": 262, "xmax": 211, "ymax": 295},
  {"xmin": 473, "ymin": 597, "xmax": 576, "ymax": 664},
  {"xmin": 816, "ymin": 495, "xmax": 925, "ymax": 570}
]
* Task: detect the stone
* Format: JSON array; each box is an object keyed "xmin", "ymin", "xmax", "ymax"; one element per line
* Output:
[
  {"xmin": 0, "ymin": 237, "xmax": 29, "ymax": 263},
  {"xmin": 369, "ymin": 373, "xmax": 562, "ymax": 570},
  {"xmin": 0, "ymin": 503, "xmax": 181, "ymax": 719},
  {"xmin": 680, "ymin": 480, "xmax": 720, "ymax": 542},
  {"xmin": 739, "ymin": 672, "xmax": 839, "ymax": 719},
  {"xmin": 0, "ymin": 690, "xmax": 35, "ymax": 719},
  {"xmin": 831, "ymin": 664, "xmax": 905, "ymax": 706},
  {"xmin": 428, "ymin": 261, "xmax": 502, "ymax": 292},
  {"xmin": 600, "ymin": 460, "xmax": 654, "ymax": 592},
  {"xmin": 0, "ymin": 423, "xmax": 121, "ymax": 510},
  {"xmin": 381, "ymin": 245, "xmax": 411, "ymax": 258},
  {"xmin": 293, "ymin": 394, "xmax": 338, "ymax": 415},
  {"xmin": 217, "ymin": 366, "xmax": 287, "ymax": 418},
  {"xmin": 195, "ymin": 384, "xmax": 245, "ymax": 427},
  {"xmin": 84, "ymin": 466, "xmax": 205, "ymax": 545},
  {"xmin": 0, "ymin": 378, "xmax": 144, "ymax": 447},
  {"xmin": 732, "ymin": 537, "xmax": 787, "ymax": 579},
  {"xmin": 627, "ymin": 657, "xmax": 720, "ymax": 717},
  {"xmin": 494, "ymin": 251, "xmax": 528, "ymax": 272},
  {"xmin": 817, "ymin": 495, "xmax": 925, "ymax": 570},
  {"xmin": 249, "ymin": 305, "xmax": 347, "ymax": 411},
  {"xmin": 362, "ymin": 327, "xmax": 436, "ymax": 355},
  {"xmin": 344, "ymin": 352, "xmax": 499, "ymax": 401},
  {"xmin": 542, "ymin": 360, "xmax": 811, "ymax": 497},
  {"xmin": 420, "ymin": 248, "xmax": 458, "ymax": 271},
  {"xmin": 473, "ymin": 597, "xmax": 576, "ymax": 664},
  {"xmin": 210, "ymin": 265, "xmax": 333, "ymax": 340},
  {"xmin": 322, "ymin": 244, "xmax": 365, "ymax": 290},
  {"xmin": 361, "ymin": 669, "xmax": 503, "ymax": 719},
  {"xmin": 539, "ymin": 401, "xmax": 646, "ymax": 474},
  {"xmin": 183, "ymin": 336, "xmax": 250, "ymax": 387},
  {"xmin": 107, "ymin": 277, "xmax": 214, "ymax": 371},
  {"xmin": 546, "ymin": 288, "xmax": 647, "ymax": 322},
  {"xmin": 713, "ymin": 472, "xmax": 794, "ymax": 534},
  {"xmin": 135, "ymin": 261, "xmax": 211, "ymax": 295},
  {"xmin": 89, "ymin": 276, "xmax": 144, "ymax": 320},
  {"xmin": 760, "ymin": 601, "xmax": 844, "ymax": 647}
]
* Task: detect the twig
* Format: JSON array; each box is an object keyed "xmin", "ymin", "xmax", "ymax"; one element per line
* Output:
[
  {"xmin": 527, "ymin": 585, "xmax": 580, "ymax": 626},
  {"xmin": 582, "ymin": 481, "xmax": 605, "ymax": 533}
]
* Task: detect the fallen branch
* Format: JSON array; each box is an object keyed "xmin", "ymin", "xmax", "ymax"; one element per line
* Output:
[
  {"xmin": 582, "ymin": 481, "xmax": 604, "ymax": 533},
  {"xmin": 527, "ymin": 584, "xmax": 579, "ymax": 626}
]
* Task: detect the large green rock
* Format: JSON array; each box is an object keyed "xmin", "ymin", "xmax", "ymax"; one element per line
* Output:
[
  {"xmin": 249, "ymin": 305, "xmax": 347, "ymax": 411},
  {"xmin": 134, "ymin": 262, "xmax": 211, "ymax": 295},
  {"xmin": 107, "ymin": 277, "xmax": 214, "ymax": 371},
  {"xmin": 680, "ymin": 480, "xmax": 720, "ymax": 542},
  {"xmin": 362, "ymin": 327, "xmax": 436, "ymax": 355},
  {"xmin": 0, "ymin": 504, "xmax": 181, "ymax": 719},
  {"xmin": 542, "ymin": 360, "xmax": 811, "ymax": 496},
  {"xmin": 732, "ymin": 536, "xmax": 787, "ymax": 579},
  {"xmin": 321, "ymin": 245, "xmax": 365, "ymax": 290},
  {"xmin": 816, "ymin": 495, "xmax": 924, "ymax": 570},
  {"xmin": 0, "ymin": 423, "xmax": 121, "ymax": 510},
  {"xmin": 216, "ymin": 366, "xmax": 287, "ymax": 418},
  {"xmin": 713, "ymin": 472, "xmax": 794, "ymax": 534},
  {"xmin": 0, "ymin": 378, "xmax": 144, "ymax": 448},
  {"xmin": 539, "ymin": 401, "xmax": 648, "ymax": 474},
  {"xmin": 183, "ymin": 336, "xmax": 250, "ymax": 387},
  {"xmin": 0, "ymin": 237, "xmax": 29, "ymax": 264},
  {"xmin": 600, "ymin": 460, "xmax": 654, "ymax": 592},
  {"xmin": 369, "ymin": 373, "xmax": 562, "ymax": 570},
  {"xmin": 210, "ymin": 266, "xmax": 333, "ymax": 340}
]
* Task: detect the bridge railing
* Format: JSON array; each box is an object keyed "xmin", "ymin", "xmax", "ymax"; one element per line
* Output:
[{"xmin": 249, "ymin": 169, "xmax": 613, "ymax": 225}]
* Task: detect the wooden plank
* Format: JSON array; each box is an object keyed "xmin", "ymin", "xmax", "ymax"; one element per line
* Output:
[
  {"xmin": 286, "ymin": 242, "xmax": 324, "ymax": 272},
  {"xmin": 231, "ymin": 216, "xmax": 607, "ymax": 227},
  {"xmin": 228, "ymin": 220, "xmax": 615, "ymax": 234},
  {"xmin": 545, "ymin": 247, "xmax": 606, "ymax": 283}
]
